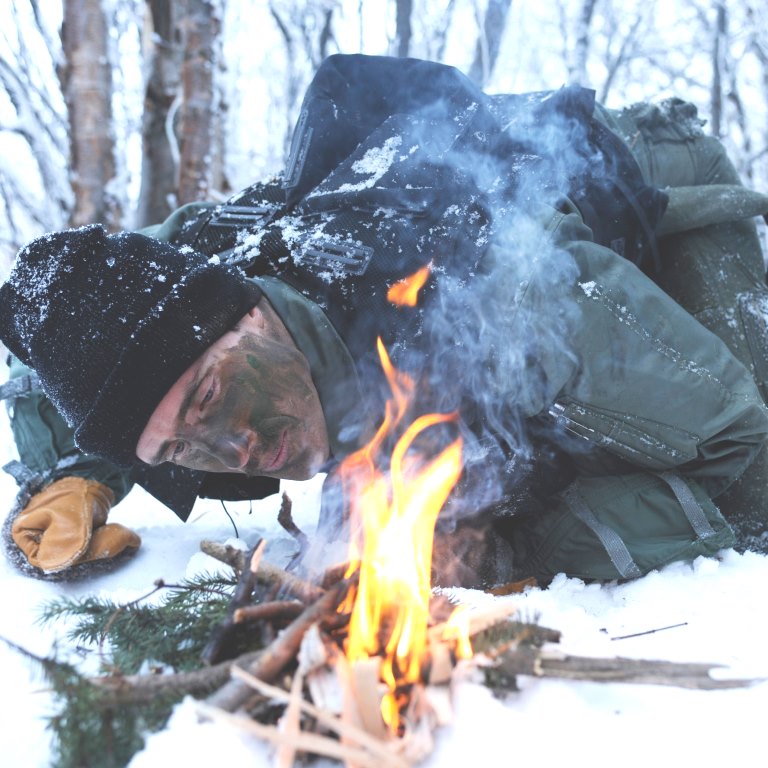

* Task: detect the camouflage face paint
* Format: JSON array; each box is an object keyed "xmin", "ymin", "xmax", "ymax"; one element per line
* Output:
[{"xmin": 171, "ymin": 328, "xmax": 329, "ymax": 478}]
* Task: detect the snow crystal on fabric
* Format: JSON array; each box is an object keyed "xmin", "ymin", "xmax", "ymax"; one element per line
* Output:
[{"xmin": 331, "ymin": 135, "xmax": 403, "ymax": 194}]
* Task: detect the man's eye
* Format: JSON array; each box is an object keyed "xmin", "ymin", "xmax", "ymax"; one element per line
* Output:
[
  {"xmin": 171, "ymin": 441, "xmax": 186, "ymax": 461},
  {"xmin": 200, "ymin": 382, "xmax": 216, "ymax": 410}
]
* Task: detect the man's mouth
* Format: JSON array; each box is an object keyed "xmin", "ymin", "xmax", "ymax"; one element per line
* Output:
[{"xmin": 261, "ymin": 429, "xmax": 288, "ymax": 473}]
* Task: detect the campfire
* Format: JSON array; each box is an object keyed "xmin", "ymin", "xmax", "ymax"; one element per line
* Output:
[{"xmin": 195, "ymin": 264, "xmax": 520, "ymax": 764}]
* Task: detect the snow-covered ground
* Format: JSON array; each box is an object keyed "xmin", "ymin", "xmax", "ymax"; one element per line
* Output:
[{"xmin": 1, "ymin": 400, "xmax": 767, "ymax": 768}]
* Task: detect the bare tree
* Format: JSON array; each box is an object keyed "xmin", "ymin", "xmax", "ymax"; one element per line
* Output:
[
  {"xmin": 0, "ymin": 2, "xmax": 70, "ymax": 257},
  {"xmin": 710, "ymin": 0, "xmax": 727, "ymax": 138},
  {"xmin": 570, "ymin": 0, "xmax": 598, "ymax": 85},
  {"xmin": 468, "ymin": 0, "xmax": 513, "ymax": 87},
  {"xmin": 268, "ymin": 1, "xmax": 338, "ymax": 164},
  {"xmin": 176, "ymin": 0, "xmax": 224, "ymax": 205},
  {"xmin": 747, "ymin": 8, "xmax": 768, "ymax": 182},
  {"xmin": 269, "ymin": 1, "xmax": 303, "ymax": 163},
  {"xmin": 394, "ymin": 0, "xmax": 413, "ymax": 57},
  {"xmin": 136, "ymin": 0, "xmax": 183, "ymax": 226},
  {"xmin": 596, "ymin": 9, "xmax": 646, "ymax": 104},
  {"xmin": 431, "ymin": 0, "xmax": 457, "ymax": 62},
  {"xmin": 60, "ymin": 0, "xmax": 120, "ymax": 229}
]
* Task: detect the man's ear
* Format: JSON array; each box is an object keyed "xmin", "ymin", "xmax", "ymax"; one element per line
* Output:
[{"xmin": 234, "ymin": 303, "xmax": 268, "ymax": 334}]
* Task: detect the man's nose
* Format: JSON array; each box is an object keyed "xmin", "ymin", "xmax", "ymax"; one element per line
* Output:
[{"xmin": 209, "ymin": 433, "xmax": 251, "ymax": 470}]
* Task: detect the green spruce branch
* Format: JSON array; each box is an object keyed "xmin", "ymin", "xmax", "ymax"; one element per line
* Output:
[
  {"xmin": 8, "ymin": 571, "xmax": 271, "ymax": 768},
  {"xmin": 39, "ymin": 573, "xmax": 237, "ymax": 674}
]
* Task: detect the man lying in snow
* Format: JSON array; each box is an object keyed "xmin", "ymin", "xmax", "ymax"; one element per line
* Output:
[{"xmin": 2, "ymin": 54, "xmax": 768, "ymax": 586}]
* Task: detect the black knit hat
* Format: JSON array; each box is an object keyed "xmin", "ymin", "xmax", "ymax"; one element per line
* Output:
[{"xmin": 0, "ymin": 225, "xmax": 262, "ymax": 467}]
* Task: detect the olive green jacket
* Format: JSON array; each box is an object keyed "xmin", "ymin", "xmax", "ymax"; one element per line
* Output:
[{"xmin": 490, "ymin": 202, "xmax": 765, "ymax": 583}]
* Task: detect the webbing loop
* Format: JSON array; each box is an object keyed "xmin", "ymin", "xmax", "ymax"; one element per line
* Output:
[
  {"xmin": 659, "ymin": 471, "xmax": 715, "ymax": 539},
  {"xmin": 563, "ymin": 485, "xmax": 643, "ymax": 579}
]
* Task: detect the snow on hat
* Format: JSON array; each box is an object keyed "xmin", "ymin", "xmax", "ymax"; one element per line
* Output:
[{"xmin": 0, "ymin": 224, "xmax": 262, "ymax": 467}]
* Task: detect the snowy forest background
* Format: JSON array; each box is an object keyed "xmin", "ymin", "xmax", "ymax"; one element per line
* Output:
[{"xmin": 2, "ymin": 0, "xmax": 768, "ymax": 282}]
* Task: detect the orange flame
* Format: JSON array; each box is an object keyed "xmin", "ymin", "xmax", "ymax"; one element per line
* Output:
[
  {"xmin": 441, "ymin": 604, "xmax": 473, "ymax": 660},
  {"xmin": 339, "ymin": 337, "xmax": 465, "ymax": 732},
  {"xmin": 386, "ymin": 264, "xmax": 431, "ymax": 307}
]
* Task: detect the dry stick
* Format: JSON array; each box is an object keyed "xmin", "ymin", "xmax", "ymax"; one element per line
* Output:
[
  {"xmin": 200, "ymin": 540, "xmax": 326, "ymax": 603},
  {"xmin": 233, "ymin": 601, "xmax": 306, "ymax": 624},
  {"xmin": 495, "ymin": 646, "xmax": 759, "ymax": 689},
  {"xmin": 230, "ymin": 666, "xmax": 410, "ymax": 768},
  {"xmin": 197, "ymin": 703, "xmax": 387, "ymax": 768},
  {"xmin": 201, "ymin": 540, "xmax": 266, "ymax": 665},
  {"xmin": 207, "ymin": 578, "xmax": 352, "ymax": 712},
  {"xmin": 275, "ymin": 663, "xmax": 304, "ymax": 768},
  {"xmin": 610, "ymin": 622, "xmax": 688, "ymax": 641},
  {"xmin": 276, "ymin": 492, "xmax": 309, "ymax": 554},
  {"xmin": 257, "ymin": 561, "xmax": 326, "ymax": 603},
  {"xmin": 200, "ymin": 539, "xmax": 247, "ymax": 572},
  {"xmin": 87, "ymin": 649, "xmax": 265, "ymax": 706}
]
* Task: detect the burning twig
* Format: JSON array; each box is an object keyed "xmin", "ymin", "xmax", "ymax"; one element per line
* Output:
[
  {"xmin": 319, "ymin": 561, "xmax": 352, "ymax": 590},
  {"xmin": 229, "ymin": 666, "xmax": 411, "ymax": 768},
  {"xmin": 207, "ymin": 578, "xmax": 353, "ymax": 713},
  {"xmin": 202, "ymin": 540, "xmax": 266, "ymax": 665},
  {"xmin": 232, "ymin": 667, "xmax": 407, "ymax": 768}
]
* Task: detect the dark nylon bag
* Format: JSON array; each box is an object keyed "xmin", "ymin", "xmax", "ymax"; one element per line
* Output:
[{"xmin": 180, "ymin": 55, "xmax": 669, "ymax": 334}]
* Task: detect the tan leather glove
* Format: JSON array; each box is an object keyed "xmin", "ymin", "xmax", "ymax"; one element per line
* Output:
[{"xmin": 11, "ymin": 476, "xmax": 141, "ymax": 573}]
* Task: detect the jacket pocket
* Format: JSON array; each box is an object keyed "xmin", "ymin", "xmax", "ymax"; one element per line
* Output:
[{"xmin": 549, "ymin": 397, "xmax": 700, "ymax": 470}]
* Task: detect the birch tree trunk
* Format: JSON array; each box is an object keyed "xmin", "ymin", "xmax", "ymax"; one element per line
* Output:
[
  {"xmin": 570, "ymin": 0, "xmax": 598, "ymax": 85},
  {"xmin": 60, "ymin": 0, "xmax": 119, "ymax": 229},
  {"xmin": 177, "ymin": 0, "xmax": 223, "ymax": 205},
  {"xmin": 394, "ymin": 0, "xmax": 413, "ymax": 57},
  {"xmin": 469, "ymin": 0, "xmax": 513, "ymax": 87},
  {"xmin": 136, "ymin": 0, "xmax": 183, "ymax": 227},
  {"xmin": 711, "ymin": 1, "xmax": 727, "ymax": 139}
]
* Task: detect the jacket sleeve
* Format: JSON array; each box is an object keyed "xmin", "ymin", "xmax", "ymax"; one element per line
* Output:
[
  {"xmin": 499, "ymin": 206, "xmax": 768, "ymax": 582},
  {"xmin": 5, "ymin": 356, "xmax": 132, "ymax": 503}
]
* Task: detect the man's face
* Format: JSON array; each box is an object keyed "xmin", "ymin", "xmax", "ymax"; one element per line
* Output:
[{"xmin": 136, "ymin": 303, "xmax": 330, "ymax": 480}]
